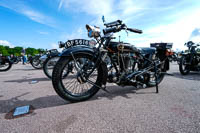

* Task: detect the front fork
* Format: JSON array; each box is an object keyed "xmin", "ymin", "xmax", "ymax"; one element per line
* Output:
[{"xmin": 70, "ymin": 51, "xmax": 109, "ymax": 92}]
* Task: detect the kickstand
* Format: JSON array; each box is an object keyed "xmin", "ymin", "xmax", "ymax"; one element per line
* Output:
[{"xmin": 154, "ymin": 62, "xmax": 159, "ymax": 93}]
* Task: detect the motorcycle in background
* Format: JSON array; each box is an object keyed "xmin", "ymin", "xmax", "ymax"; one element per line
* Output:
[
  {"xmin": 0, "ymin": 56, "xmax": 12, "ymax": 72},
  {"xmin": 179, "ymin": 41, "xmax": 200, "ymax": 75},
  {"xmin": 43, "ymin": 40, "xmax": 97, "ymax": 79}
]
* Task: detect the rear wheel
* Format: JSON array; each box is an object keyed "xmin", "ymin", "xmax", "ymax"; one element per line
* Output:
[
  {"xmin": 147, "ymin": 60, "xmax": 166, "ymax": 87},
  {"xmin": 52, "ymin": 54, "xmax": 103, "ymax": 102},
  {"xmin": 0, "ymin": 60, "xmax": 12, "ymax": 72},
  {"xmin": 179, "ymin": 56, "xmax": 190, "ymax": 75}
]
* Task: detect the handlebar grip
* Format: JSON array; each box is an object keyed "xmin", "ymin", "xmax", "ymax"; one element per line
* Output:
[
  {"xmin": 103, "ymin": 27, "xmax": 118, "ymax": 34},
  {"xmin": 127, "ymin": 28, "xmax": 142, "ymax": 34},
  {"xmin": 104, "ymin": 20, "xmax": 122, "ymax": 27}
]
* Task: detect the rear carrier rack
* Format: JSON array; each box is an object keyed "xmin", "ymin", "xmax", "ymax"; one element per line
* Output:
[{"xmin": 150, "ymin": 43, "xmax": 173, "ymax": 49}]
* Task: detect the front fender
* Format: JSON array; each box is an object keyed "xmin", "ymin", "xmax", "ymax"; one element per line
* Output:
[{"xmin": 60, "ymin": 46, "xmax": 96, "ymax": 57}]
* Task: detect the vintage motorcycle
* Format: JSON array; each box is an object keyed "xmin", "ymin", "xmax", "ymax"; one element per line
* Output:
[
  {"xmin": 10, "ymin": 56, "xmax": 21, "ymax": 64},
  {"xmin": 0, "ymin": 56, "xmax": 12, "ymax": 72},
  {"xmin": 52, "ymin": 19, "xmax": 172, "ymax": 102},
  {"xmin": 179, "ymin": 41, "xmax": 200, "ymax": 75},
  {"xmin": 29, "ymin": 50, "xmax": 53, "ymax": 69}
]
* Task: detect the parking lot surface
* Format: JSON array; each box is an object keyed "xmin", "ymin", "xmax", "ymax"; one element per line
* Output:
[{"xmin": 0, "ymin": 63, "xmax": 200, "ymax": 133}]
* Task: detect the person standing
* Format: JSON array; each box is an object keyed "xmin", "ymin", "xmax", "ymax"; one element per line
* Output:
[{"xmin": 21, "ymin": 48, "xmax": 26, "ymax": 65}]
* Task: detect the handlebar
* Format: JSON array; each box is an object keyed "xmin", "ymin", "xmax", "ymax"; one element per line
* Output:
[
  {"xmin": 127, "ymin": 28, "xmax": 142, "ymax": 34},
  {"xmin": 103, "ymin": 27, "xmax": 119, "ymax": 34},
  {"xmin": 103, "ymin": 25, "xmax": 143, "ymax": 35}
]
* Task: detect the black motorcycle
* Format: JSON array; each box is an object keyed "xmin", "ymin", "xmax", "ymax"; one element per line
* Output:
[
  {"xmin": 43, "ymin": 49, "xmax": 61, "ymax": 78},
  {"xmin": 52, "ymin": 19, "xmax": 172, "ymax": 102},
  {"xmin": 0, "ymin": 56, "xmax": 12, "ymax": 72},
  {"xmin": 29, "ymin": 51, "xmax": 49, "ymax": 69},
  {"xmin": 179, "ymin": 41, "xmax": 200, "ymax": 75},
  {"xmin": 10, "ymin": 56, "xmax": 21, "ymax": 64}
]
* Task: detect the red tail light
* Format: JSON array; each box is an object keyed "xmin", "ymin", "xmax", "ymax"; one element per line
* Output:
[{"xmin": 166, "ymin": 49, "xmax": 174, "ymax": 56}]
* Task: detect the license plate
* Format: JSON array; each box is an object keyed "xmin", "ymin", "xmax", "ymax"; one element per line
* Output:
[{"xmin": 65, "ymin": 39, "xmax": 94, "ymax": 48}]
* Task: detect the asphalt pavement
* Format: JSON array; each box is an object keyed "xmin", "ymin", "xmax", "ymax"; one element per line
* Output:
[{"xmin": 0, "ymin": 63, "xmax": 200, "ymax": 133}]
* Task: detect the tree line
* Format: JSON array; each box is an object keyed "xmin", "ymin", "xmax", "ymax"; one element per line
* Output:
[{"xmin": 0, "ymin": 45, "xmax": 45, "ymax": 56}]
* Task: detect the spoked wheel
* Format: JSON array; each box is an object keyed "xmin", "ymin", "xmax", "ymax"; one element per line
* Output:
[
  {"xmin": 31, "ymin": 57, "xmax": 42, "ymax": 69},
  {"xmin": 52, "ymin": 54, "xmax": 103, "ymax": 102},
  {"xmin": 147, "ymin": 60, "xmax": 165, "ymax": 87},
  {"xmin": 179, "ymin": 56, "xmax": 190, "ymax": 75},
  {"xmin": 43, "ymin": 56, "xmax": 60, "ymax": 79},
  {"xmin": 0, "ymin": 61, "xmax": 12, "ymax": 72}
]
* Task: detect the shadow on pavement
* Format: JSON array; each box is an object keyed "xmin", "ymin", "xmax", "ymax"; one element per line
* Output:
[
  {"xmin": 170, "ymin": 72, "xmax": 200, "ymax": 81},
  {"xmin": 0, "ymin": 85, "xmax": 155, "ymax": 114},
  {"xmin": 12, "ymin": 68, "xmax": 42, "ymax": 71},
  {"xmin": 0, "ymin": 92, "xmax": 67, "ymax": 114},
  {"xmin": 4, "ymin": 77, "xmax": 50, "ymax": 83}
]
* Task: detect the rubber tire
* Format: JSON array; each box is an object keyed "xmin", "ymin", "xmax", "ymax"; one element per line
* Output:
[
  {"xmin": 43, "ymin": 56, "xmax": 59, "ymax": 79},
  {"xmin": 52, "ymin": 54, "xmax": 103, "ymax": 102},
  {"xmin": 0, "ymin": 60, "xmax": 12, "ymax": 72},
  {"xmin": 31, "ymin": 57, "xmax": 42, "ymax": 69},
  {"xmin": 147, "ymin": 72, "xmax": 165, "ymax": 87},
  {"xmin": 179, "ymin": 56, "xmax": 190, "ymax": 75},
  {"xmin": 147, "ymin": 60, "xmax": 166, "ymax": 87}
]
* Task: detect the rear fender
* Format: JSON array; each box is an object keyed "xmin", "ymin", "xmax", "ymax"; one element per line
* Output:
[{"xmin": 164, "ymin": 58, "xmax": 170, "ymax": 71}]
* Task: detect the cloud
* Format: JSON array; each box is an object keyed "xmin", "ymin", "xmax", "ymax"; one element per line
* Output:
[
  {"xmin": 50, "ymin": 43, "xmax": 63, "ymax": 52},
  {"xmin": 60, "ymin": 26, "xmax": 88, "ymax": 41},
  {"xmin": 58, "ymin": 0, "xmax": 64, "ymax": 11},
  {"xmin": 0, "ymin": 40, "xmax": 15, "ymax": 48},
  {"xmin": 123, "ymin": 7, "xmax": 200, "ymax": 50},
  {"xmin": 56, "ymin": 0, "xmax": 200, "ymax": 51},
  {"xmin": 37, "ymin": 31, "xmax": 49, "ymax": 35},
  {"xmin": 0, "ymin": 0, "xmax": 56, "ymax": 28},
  {"xmin": 189, "ymin": 28, "xmax": 200, "ymax": 43}
]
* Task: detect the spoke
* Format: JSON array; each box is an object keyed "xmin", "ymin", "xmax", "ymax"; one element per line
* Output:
[
  {"xmin": 63, "ymin": 78, "xmax": 77, "ymax": 89},
  {"xmin": 87, "ymin": 79, "xmax": 101, "ymax": 89},
  {"xmin": 71, "ymin": 80, "xmax": 79, "ymax": 94}
]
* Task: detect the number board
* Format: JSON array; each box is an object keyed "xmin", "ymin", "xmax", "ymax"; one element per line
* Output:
[{"xmin": 65, "ymin": 39, "xmax": 91, "ymax": 48}]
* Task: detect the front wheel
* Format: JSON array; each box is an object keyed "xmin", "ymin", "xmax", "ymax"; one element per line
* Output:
[
  {"xmin": 179, "ymin": 56, "xmax": 190, "ymax": 75},
  {"xmin": 31, "ymin": 56, "xmax": 43, "ymax": 69},
  {"xmin": 52, "ymin": 54, "xmax": 104, "ymax": 102},
  {"xmin": 43, "ymin": 56, "xmax": 60, "ymax": 79}
]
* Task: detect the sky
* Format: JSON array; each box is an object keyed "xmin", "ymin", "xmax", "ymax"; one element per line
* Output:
[{"xmin": 0, "ymin": 0, "xmax": 200, "ymax": 51}]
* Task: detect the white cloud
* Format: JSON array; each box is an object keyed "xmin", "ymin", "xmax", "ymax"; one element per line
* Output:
[
  {"xmin": 60, "ymin": 26, "xmax": 88, "ymax": 41},
  {"xmin": 125, "ymin": 8, "xmax": 200, "ymax": 51},
  {"xmin": 0, "ymin": 40, "xmax": 14, "ymax": 48},
  {"xmin": 38, "ymin": 31, "xmax": 49, "ymax": 35},
  {"xmin": 57, "ymin": 0, "xmax": 200, "ymax": 51},
  {"xmin": 50, "ymin": 43, "xmax": 62, "ymax": 52},
  {"xmin": 58, "ymin": 0, "xmax": 64, "ymax": 11},
  {"xmin": 0, "ymin": 0, "xmax": 56, "ymax": 28}
]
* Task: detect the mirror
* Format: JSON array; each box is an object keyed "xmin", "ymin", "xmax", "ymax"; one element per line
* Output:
[{"xmin": 102, "ymin": 16, "xmax": 105, "ymax": 23}]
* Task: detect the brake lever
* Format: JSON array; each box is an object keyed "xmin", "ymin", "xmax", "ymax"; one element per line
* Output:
[
  {"xmin": 125, "ymin": 29, "xmax": 128, "ymax": 36},
  {"xmin": 124, "ymin": 26, "xmax": 128, "ymax": 36}
]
